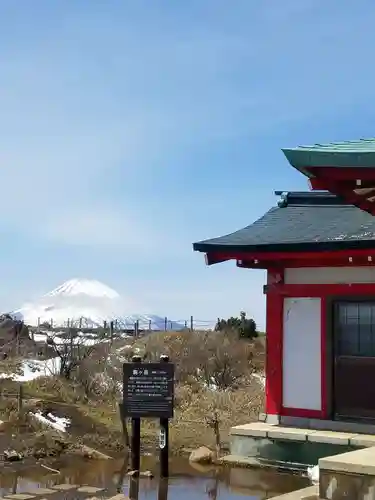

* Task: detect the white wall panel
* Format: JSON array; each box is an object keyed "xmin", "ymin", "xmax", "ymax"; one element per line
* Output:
[
  {"xmin": 285, "ymin": 266, "xmax": 375, "ymax": 285},
  {"xmin": 283, "ymin": 297, "xmax": 321, "ymax": 411}
]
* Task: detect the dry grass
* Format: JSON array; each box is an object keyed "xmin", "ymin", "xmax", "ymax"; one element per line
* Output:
[
  {"xmin": 0, "ymin": 330, "xmax": 265, "ymax": 457},
  {"xmin": 72, "ymin": 381, "xmax": 263, "ymax": 453}
]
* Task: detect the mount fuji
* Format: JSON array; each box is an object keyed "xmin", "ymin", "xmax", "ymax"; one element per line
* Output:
[{"xmin": 11, "ymin": 278, "xmax": 185, "ymax": 330}]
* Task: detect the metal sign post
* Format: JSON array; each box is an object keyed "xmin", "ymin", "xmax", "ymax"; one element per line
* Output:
[
  {"xmin": 123, "ymin": 354, "xmax": 174, "ymax": 477},
  {"xmin": 129, "ymin": 475, "xmax": 140, "ymax": 500},
  {"xmin": 158, "ymin": 478, "xmax": 169, "ymax": 500},
  {"xmin": 159, "ymin": 354, "xmax": 170, "ymax": 478},
  {"xmin": 129, "ymin": 355, "xmax": 142, "ymax": 473}
]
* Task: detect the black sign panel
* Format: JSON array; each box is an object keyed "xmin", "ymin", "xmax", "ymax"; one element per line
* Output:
[{"xmin": 123, "ymin": 362, "xmax": 174, "ymax": 418}]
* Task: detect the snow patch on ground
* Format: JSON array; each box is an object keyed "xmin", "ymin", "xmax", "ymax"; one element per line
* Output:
[
  {"xmin": 30, "ymin": 411, "xmax": 71, "ymax": 433},
  {"xmin": 0, "ymin": 357, "xmax": 61, "ymax": 382},
  {"xmin": 33, "ymin": 330, "xmax": 108, "ymax": 346},
  {"xmin": 252, "ymin": 372, "xmax": 266, "ymax": 389}
]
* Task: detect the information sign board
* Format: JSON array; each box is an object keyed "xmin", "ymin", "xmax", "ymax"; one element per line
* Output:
[{"xmin": 123, "ymin": 362, "xmax": 174, "ymax": 418}]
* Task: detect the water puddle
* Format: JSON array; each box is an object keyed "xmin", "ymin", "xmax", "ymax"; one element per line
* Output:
[{"xmin": 0, "ymin": 456, "xmax": 311, "ymax": 499}]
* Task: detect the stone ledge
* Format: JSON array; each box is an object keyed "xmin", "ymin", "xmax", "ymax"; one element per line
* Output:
[
  {"xmin": 268, "ymin": 427, "xmax": 314, "ymax": 442},
  {"xmin": 50, "ymin": 484, "xmax": 79, "ymax": 491},
  {"xmin": 267, "ymin": 485, "xmax": 318, "ymax": 500},
  {"xmin": 107, "ymin": 495, "xmax": 130, "ymax": 500},
  {"xmin": 307, "ymin": 430, "xmax": 355, "ymax": 446},
  {"xmin": 350, "ymin": 434, "xmax": 375, "ymax": 447},
  {"xmin": 280, "ymin": 416, "xmax": 375, "ymax": 435},
  {"xmin": 320, "ymin": 468, "xmax": 375, "ymax": 499},
  {"xmin": 319, "ymin": 446, "xmax": 375, "ymax": 476},
  {"xmin": 3, "ymin": 495, "xmax": 36, "ymax": 500},
  {"xmin": 77, "ymin": 487, "xmax": 104, "ymax": 494},
  {"xmin": 231, "ymin": 422, "xmax": 375, "ymax": 447},
  {"xmin": 231, "ymin": 422, "xmax": 275, "ymax": 438},
  {"xmin": 23, "ymin": 489, "xmax": 54, "ymax": 496}
]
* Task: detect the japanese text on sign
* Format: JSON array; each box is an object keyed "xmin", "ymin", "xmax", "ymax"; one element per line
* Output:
[{"xmin": 123, "ymin": 362, "xmax": 174, "ymax": 418}]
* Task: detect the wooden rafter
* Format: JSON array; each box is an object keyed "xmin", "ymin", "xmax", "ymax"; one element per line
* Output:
[
  {"xmin": 306, "ymin": 167, "xmax": 375, "ymax": 215},
  {"xmin": 203, "ymin": 249, "xmax": 375, "ymax": 269}
]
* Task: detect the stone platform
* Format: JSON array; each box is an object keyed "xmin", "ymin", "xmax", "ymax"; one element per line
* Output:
[
  {"xmin": 225, "ymin": 422, "xmax": 375, "ymax": 468},
  {"xmin": 223, "ymin": 422, "xmax": 375, "ymax": 498},
  {"xmin": 270, "ymin": 447, "xmax": 375, "ymax": 499},
  {"xmin": 319, "ymin": 446, "xmax": 375, "ymax": 499},
  {"xmin": 270, "ymin": 485, "xmax": 318, "ymax": 500},
  {"xmin": 0, "ymin": 484, "xmax": 129, "ymax": 500}
]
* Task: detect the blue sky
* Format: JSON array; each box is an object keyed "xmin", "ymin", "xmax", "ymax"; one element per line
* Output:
[{"xmin": 1, "ymin": 0, "xmax": 375, "ymax": 329}]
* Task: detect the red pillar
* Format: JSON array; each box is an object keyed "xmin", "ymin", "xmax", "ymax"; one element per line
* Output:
[{"xmin": 265, "ymin": 270, "xmax": 283, "ymax": 416}]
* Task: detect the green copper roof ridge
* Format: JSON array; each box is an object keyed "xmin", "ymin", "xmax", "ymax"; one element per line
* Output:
[{"xmin": 282, "ymin": 137, "xmax": 375, "ymax": 154}]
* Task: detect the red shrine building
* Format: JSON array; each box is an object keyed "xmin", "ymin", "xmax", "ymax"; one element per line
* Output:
[{"xmin": 193, "ymin": 139, "xmax": 375, "ymax": 426}]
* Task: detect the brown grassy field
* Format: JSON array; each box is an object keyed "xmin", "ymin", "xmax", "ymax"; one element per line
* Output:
[{"xmin": 0, "ymin": 330, "xmax": 265, "ymax": 458}]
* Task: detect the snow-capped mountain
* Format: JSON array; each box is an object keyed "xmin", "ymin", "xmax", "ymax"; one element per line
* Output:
[
  {"xmin": 12, "ymin": 278, "xmax": 185, "ymax": 330},
  {"xmin": 47, "ymin": 279, "xmax": 120, "ymax": 300}
]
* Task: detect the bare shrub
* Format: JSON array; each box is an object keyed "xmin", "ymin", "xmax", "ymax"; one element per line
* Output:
[
  {"xmin": 250, "ymin": 336, "xmax": 266, "ymax": 372},
  {"xmin": 76, "ymin": 342, "xmax": 121, "ymax": 399},
  {"xmin": 169, "ymin": 383, "xmax": 263, "ymax": 451},
  {"xmin": 0, "ymin": 358, "xmax": 23, "ymax": 379},
  {"xmin": 25, "ymin": 375, "xmax": 87, "ymax": 403},
  {"xmin": 64, "ymin": 330, "xmax": 263, "ymax": 400},
  {"xmin": 143, "ymin": 330, "xmax": 260, "ymax": 390},
  {"xmin": 44, "ymin": 329, "xmax": 98, "ymax": 380},
  {"xmin": 42, "ymin": 336, "xmax": 129, "ymax": 400},
  {"xmin": 198, "ymin": 331, "xmax": 255, "ymax": 389}
]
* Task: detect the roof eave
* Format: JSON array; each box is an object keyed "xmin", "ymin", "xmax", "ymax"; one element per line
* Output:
[
  {"xmin": 194, "ymin": 239, "xmax": 375, "ymax": 254},
  {"xmin": 281, "ymin": 148, "xmax": 314, "ymax": 177},
  {"xmin": 282, "ymin": 147, "xmax": 375, "ymax": 170}
]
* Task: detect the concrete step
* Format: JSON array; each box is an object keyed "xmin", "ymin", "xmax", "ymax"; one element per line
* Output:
[
  {"xmin": 319, "ymin": 447, "xmax": 375, "ymax": 499},
  {"xmin": 231, "ymin": 422, "xmax": 375, "ymax": 446},
  {"xmin": 266, "ymin": 485, "xmax": 318, "ymax": 499},
  {"xmin": 0, "ymin": 484, "xmax": 130, "ymax": 500}
]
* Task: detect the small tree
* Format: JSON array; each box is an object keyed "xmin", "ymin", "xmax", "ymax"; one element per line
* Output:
[
  {"xmin": 45, "ymin": 329, "xmax": 97, "ymax": 380},
  {"xmin": 215, "ymin": 311, "xmax": 257, "ymax": 339}
]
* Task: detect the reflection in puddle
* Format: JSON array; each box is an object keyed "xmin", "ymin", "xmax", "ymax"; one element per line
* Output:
[{"xmin": 0, "ymin": 456, "xmax": 310, "ymax": 499}]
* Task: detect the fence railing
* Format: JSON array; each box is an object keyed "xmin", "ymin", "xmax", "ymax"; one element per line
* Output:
[
  {"xmin": 0, "ymin": 384, "xmax": 24, "ymax": 412},
  {"xmin": 28, "ymin": 316, "xmax": 216, "ymax": 334}
]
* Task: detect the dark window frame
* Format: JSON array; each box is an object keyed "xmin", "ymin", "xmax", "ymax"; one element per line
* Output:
[
  {"xmin": 335, "ymin": 300, "xmax": 375, "ymax": 358},
  {"xmin": 326, "ymin": 296, "xmax": 375, "ymax": 420}
]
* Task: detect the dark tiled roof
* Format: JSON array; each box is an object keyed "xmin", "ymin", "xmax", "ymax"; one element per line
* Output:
[
  {"xmin": 282, "ymin": 138, "xmax": 375, "ymax": 171},
  {"xmin": 193, "ymin": 191, "xmax": 375, "ymax": 253}
]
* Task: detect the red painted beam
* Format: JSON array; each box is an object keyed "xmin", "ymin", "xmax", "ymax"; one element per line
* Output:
[
  {"xmin": 315, "ymin": 177, "xmax": 375, "ymax": 215},
  {"xmin": 204, "ymin": 253, "xmax": 230, "ymax": 266},
  {"xmin": 239, "ymin": 257, "xmax": 375, "ymax": 269},
  {"xmin": 309, "ymin": 178, "xmax": 330, "ymax": 190},
  {"xmin": 237, "ymin": 260, "xmax": 270, "ymax": 269},
  {"xmin": 308, "ymin": 166, "xmax": 375, "ymax": 181},
  {"xmin": 265, "ymin": 282, "xmax": 375, "ymax": 297},
  {"xmin": 208, "ymin": 249, "xmax": 375, "ymax": 263},
  {"xmin": 309, "ymin": 177, "xmax": 375, "ymax": 193},
  {"xmin": 280, "ymin": 407, "xmax": 326, "ymax": 419},
  {"xmin": 307, "ymin": 170, "xmax": 375, "ymax": 214}
]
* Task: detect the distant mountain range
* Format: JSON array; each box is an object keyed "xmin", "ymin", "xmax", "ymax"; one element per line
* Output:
[{"xmin": 11, "ymin": 278, "xmax": 185, "ymax": 330}]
